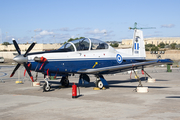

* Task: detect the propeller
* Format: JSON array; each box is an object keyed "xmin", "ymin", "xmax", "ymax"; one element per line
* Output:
[
  {"xmin": 24, "ymin": 42, "xmax": 35, "ymax": 57},
  {"xmin": 10, "ymin": 38, "xmax": 36, "ymax": 82}
]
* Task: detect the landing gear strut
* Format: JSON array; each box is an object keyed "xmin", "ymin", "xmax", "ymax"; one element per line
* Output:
[
  {"xmin": 95, "ymin": 75, "xmax": 108, "ymax": 89},
  {"xmin": 61, "ymin": 76, "xmax": 69, "ymax": 87},
  {"xmin": 43, "ymin": 76, "xmax": 51, "ymax": 92},
  {"xmin": 43, "ymin": 82, "xmax": 51, "ymax": 92}
]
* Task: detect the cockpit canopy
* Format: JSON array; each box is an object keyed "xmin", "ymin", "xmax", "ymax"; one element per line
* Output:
[{"xmin": 59, "ymin": 38, "xmax": 109, "ymax": 52}]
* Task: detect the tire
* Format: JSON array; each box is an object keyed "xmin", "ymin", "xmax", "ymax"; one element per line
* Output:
[
  {"xmin": 43, "ymin": 83, "xmax": 51, "ymax": 92},
  {"xmin": 97, "ymin": 80, "xmax": 103, "ymax": 89},
  {"xmin": 61, "ymin": 76, "xmax": 69, "ymax": 87}
]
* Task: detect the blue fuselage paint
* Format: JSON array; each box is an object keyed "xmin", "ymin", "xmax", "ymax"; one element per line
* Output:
[
  {"xmin": 30, "ymin": 58, "xmax": 172, "ymax": 76},
  {"xmin": 29, "ymin": 58, "xmax": 144, "ymax": 76}
]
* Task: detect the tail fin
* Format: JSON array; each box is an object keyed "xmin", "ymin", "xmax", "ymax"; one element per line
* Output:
[{"xmin": 132, "ymin": 29, "xmax": 146, "ymax": 58}]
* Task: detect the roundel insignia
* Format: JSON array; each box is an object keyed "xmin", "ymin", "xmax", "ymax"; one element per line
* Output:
[{"xmin": 116, "ymin": 54, "xmax": 123, "ymax": 64}]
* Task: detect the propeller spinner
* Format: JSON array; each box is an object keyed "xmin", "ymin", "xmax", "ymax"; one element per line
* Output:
[{"xmin": 10, "ymin": 38, "xmax": 36, "ymax": 82}]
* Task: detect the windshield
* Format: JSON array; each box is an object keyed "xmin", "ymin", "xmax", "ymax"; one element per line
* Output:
[
  {"xmin": 59, "ymin": 42, "xmax": 75, "ymax": 52},
  {"xmin": 59, "ymin": 38, "xmax": 108, "ymax": 51}
]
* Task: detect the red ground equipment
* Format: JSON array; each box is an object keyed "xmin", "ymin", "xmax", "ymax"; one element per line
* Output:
[
  {"xmin": 72, "ymin": 83, "xmax": 77, "ymax": 98},
  {"xmin": 141, "ymin": 70, "xmax": 144, "ymax": 75}
]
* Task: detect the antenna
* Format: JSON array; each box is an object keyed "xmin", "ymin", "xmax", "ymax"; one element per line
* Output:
[{"xmin": 129, "ymin": 22, "xmax": 156, "ymax": 30}]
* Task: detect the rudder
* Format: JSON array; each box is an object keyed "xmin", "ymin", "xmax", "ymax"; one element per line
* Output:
[{"xmin": 132, "ymin": 29, "xmax": 146, "ymax": 58}]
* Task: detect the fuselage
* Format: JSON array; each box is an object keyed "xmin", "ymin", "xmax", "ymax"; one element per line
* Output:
[{"xmin": 27, "ymin": 38, "xmax": 146, "ymax": 76}]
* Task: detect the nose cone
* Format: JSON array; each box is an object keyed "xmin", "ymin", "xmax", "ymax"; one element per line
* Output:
[{"xmin": 13, "ymin": 55, "xmax": 28, "ymax": 64}]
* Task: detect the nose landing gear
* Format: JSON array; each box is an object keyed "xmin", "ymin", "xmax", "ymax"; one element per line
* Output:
[{"xmin": 43, "ymin": 76, "xmax": 51, "ymax": 92}]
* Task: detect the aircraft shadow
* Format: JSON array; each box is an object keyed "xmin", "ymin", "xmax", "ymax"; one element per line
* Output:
[
  {"xmin": 166, "ymin": 96, "xmax": 180, "ymax": 98},
  {"xmin": 107, "ymin": 77, "xmax": 147, "ymax": 85},
  {"xmin": 107, "ymin": 77, "xmax": 169, "ymax": 88},
  {"xmin": 40, "ymin": 81, "xmax": 61, "ymax": 85},
  {"xmin": 108, "ymin": 85, "xmax": 169, "ymax": 89},
  {"xmin": 155, "ymin": 79, "xmax": 169, "ymax": 81},
  {"xmin": 76, "ymin": 95, "xmax": 84, "ymax": 98},
  {"xmin": 39, "ymin": 77, "xmax": 169, "ymax": 91},
  {"xmin": 77, "ymin": 77, "xmax": 169, "ymax": 89}
]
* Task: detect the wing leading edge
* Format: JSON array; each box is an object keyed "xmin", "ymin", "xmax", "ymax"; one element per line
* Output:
[{"xmin": 77, "ymin": 59, "xmax": 173, "ymax": 74}]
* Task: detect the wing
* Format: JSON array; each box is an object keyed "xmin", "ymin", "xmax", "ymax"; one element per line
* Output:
[{"xmin": 77, "ymin": 59, "xmax": 173, "ymax": 74}]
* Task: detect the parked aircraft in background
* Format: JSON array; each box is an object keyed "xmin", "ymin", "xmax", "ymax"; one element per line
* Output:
[{"xmin": 10, "ymin": 29, "xmax": 173, "ymax": 91}]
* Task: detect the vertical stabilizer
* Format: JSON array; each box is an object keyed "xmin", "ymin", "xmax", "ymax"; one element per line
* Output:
[{"xmin": 132, "ymin": 29, "xmax": 146, "ymax": 58}]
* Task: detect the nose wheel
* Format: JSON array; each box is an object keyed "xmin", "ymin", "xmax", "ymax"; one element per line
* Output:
[
  {"xmin": 43, "ymin": 76, "xmax": 51, "ymax": 92},
  {"xmin": 43, "ymin": 82, "xmax": 51, "ymax": 92}
]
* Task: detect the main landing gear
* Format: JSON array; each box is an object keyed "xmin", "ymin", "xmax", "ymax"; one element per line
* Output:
[
  {"xmin": 78, "ymin": 74, "xmax": 108, "ymax": 89},
  {"xmin": 96, "ymin": 80, "xmax": 103, "ymax": 89},
  {"xmin": 95, "ymin": 75, "xmax": 108, "ymax": 89},
  {"xmin": 60, "ymin": 76, "xmax": 69, "ymax": 87},
  {"xmin": 78, "ymin": 74, "xmax": 90, "ymax": 86}
]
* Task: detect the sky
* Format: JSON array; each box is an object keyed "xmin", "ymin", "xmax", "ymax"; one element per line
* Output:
[{"xmin": 0, "ymin": 0, "xmax": 179, "ymax": 44}]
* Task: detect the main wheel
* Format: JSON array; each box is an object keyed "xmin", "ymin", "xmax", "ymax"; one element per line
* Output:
[
  {"xmin": 61, "ymin": 76, "xmax": 69, "ymax": 87},
  {"xmin": 80, "ymin": 74, "xmax": 90, "ymax": 83},
  {"xmin": 43, "ymin": 83, "xmax": 51, "ymax": 92},
  {"xmin": 97, "ymin": 80, "xmax": 103, "ymax": 89}
]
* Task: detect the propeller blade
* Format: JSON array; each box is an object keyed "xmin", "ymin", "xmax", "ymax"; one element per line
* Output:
[
  {"xmin": 10, "ymin": 63, "xmax": 21, "ymax": 77},
  {"xmin": 24, "ymin": 42, "xmax": 35, "ymax": 57},
  {"xmin": 23, "ymin": 63, "xmax": 34, "ymax": 82},
  {"xmin": 13, "ymin": 40, "xmax": 21, "ymax": 55}
]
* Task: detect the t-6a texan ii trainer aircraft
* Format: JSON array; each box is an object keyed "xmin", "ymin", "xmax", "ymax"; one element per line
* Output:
[{"xmin": 10, "ymin": 29, "xmax": 173, "ymax": 91}]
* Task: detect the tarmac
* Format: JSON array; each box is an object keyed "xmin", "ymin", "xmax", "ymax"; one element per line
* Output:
[{"xmin": 0, "ymin": 66, "xmax": 180, "ymax": 120}]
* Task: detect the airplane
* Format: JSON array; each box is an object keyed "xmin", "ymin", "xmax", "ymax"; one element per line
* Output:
[{"xmin": 10, "ymin": 29, "xmax": 173, "ymax": 92}]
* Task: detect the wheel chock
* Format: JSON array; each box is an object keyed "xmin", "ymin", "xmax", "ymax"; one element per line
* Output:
[
  {"xmin": 32, "ymin": 82, "xmax": 40, "ymax": 86},
  {"xmin": 148, "ymin": 78, "xmax": 156, "ymax": 83},
  {"xmin": 93, "ymin": 87, "xmax": 107, "ymax": 90},
  {"xmin": 136, "ymin": 87, "xmax": 148, "ymax": 93},
  {"xmin": 93, "ymin": 87, "xmax": 100, "ymax": 90},
  {"xmin": 102, "ymin": 87, "xmax": 106, "ymax": 90},
  {"xmin": 15, "ymin": 81, "xmax": 23, "ymax": 84}
]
